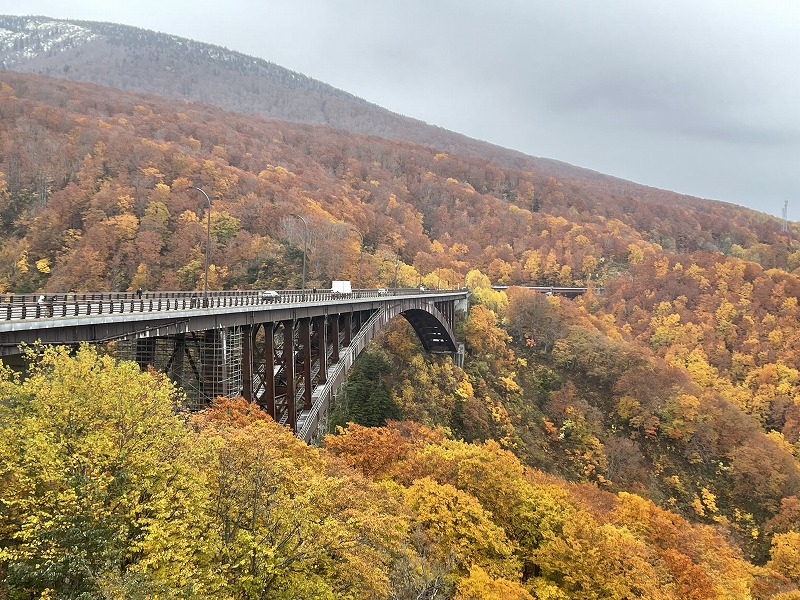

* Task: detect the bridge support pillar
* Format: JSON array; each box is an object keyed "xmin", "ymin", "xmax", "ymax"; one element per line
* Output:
[
  {"xmin": 263, "ymin": 322, "xmax": 276, "ymax": 417},
  {"xmin": 314, "ymin": 315, "xmax": 327, "ymax": 383},
  {"xmin": 201, "ymin": 329, "xmax": 227, "ymax": 402},
  {"xmin": 455, "ymin": 342, "xmax": 465, "ymax": 369},
  {"xmin": 242, "ymin": 323, "xmax": 253, "ymax": 401},
  {"xmin": 282, "ymin": 320, "xmax": 296, "ymax": 431},
  {"xmin": 330, "ymin": 316, "xmax": 340, "ymax": 363},
  {"xmin": 343, "ymin": 313, "xmax": 352, "ymax": 346},
  {"xmin": 299, "ymin": 317, "xmax": 312, "ymax": 411},
  {"xmin": 168, "ymin": 334, "xmax": 187, "ymax": 397}
]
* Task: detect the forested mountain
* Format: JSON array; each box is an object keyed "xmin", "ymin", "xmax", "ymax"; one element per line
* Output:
[
  {"xmin": 3, "ymin": 16, "xmax": 800, "ymax": 599},
  {"xmin": 0, "ymin": 14, "xmax": 784, "ymax": 219},
  {"xmin": 0, "ymin": 14, "xmax": 561, "ymax": 172},
  {"xmin": 0, "ymin": 71, "xmax": 794, "ymax": 294}
]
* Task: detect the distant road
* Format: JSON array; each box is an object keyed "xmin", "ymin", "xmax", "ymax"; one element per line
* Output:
[{"xmin": 490, "ymin": 285, "xmax": 599, "ymax": 298}]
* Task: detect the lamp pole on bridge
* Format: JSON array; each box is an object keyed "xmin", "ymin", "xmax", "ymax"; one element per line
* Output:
[
  {"xmin": 347, "ymin": 225, "xmax": 364, "ymax": 288},
  {"xmin": 290, "ymin": 213, "xmax": 308, "ymax": 293},
  {"xmin": 394, "ymin": 249, "xmax": 399, "ymax": 289},
  {"xmin": 189, "ymin": 186, "xmax": 212, "ymax": 305}
]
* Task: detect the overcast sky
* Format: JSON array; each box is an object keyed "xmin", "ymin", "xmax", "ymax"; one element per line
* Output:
[{"xmin": 1, "ymin": 1, "xmax": 798, "ymax": 218}]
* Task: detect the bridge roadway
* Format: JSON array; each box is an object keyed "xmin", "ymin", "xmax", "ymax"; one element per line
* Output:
[
  {"xmin": 490, "ymin": 285, "xmax": 597, "ymax": 298},
  {"xmin": 0, "ymin": 287, "xmax": 468, "ymax": 442}
]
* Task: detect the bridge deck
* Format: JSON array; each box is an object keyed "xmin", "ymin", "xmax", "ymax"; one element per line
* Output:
[
  {"xmin": 0, "ymin": 287, "xmax": 469, "ymax": 443},
  {"xmin": 0, "ymin": 288, "xmax": 466, "ymax": 354}
]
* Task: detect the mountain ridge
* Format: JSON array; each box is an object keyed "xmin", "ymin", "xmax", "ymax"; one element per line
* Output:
[
  {"xmin": 0, "ymin": 13, "xmax": 758, "ymax": 214},
  {"xmin": 3, "ymin": 19, "xmax": 800, "ymax": 592}
]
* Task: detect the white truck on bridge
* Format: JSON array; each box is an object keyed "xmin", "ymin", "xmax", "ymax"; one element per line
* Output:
[{"xmin": 331, "ymin": 280, "xmax": 352, "ymax": 296}]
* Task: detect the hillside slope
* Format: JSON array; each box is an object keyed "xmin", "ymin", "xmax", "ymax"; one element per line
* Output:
[
  {"xmin": 0, "ymin": 15, "xmax": 560, "ymax": 170},
  {"xmin": 3, "ymin": 59, "xmax": 800, "ymax": 592},
  {"xmin": 0, "ymin": 14, "xmax": 782, "ymax": 223},
  {"xmin": 0, "ymin": 71, "xmax": 795, "ymax": 295}
]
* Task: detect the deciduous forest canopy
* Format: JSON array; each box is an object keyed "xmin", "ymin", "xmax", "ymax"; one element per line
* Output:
[{"xmin": 1, "ymin": 17, "xmax": 800, "ymax": 599}]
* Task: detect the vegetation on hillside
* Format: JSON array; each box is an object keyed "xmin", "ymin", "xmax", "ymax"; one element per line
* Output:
[
  {"xmin": 3, "ymin": 345, "xmax": 794, "ymax": 599},
  {"xmin": 336, "ymin": 272, "xmax": 800, "ymax": 567},
  {"xmin": 3, "ymin": 72, "xmax": 800, "ymax": 598},
  {"xmin": 0, "ymin": 72, "xmax": 794, "ymax": 296}
]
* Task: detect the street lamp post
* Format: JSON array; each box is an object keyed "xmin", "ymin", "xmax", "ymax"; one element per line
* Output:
[
  {"xmin": 189, "ymin": 186, "xmax": 211, "ymax": 305},
  {"xmin": 393, "ymin": 249, "xmax": 399, "ymax": 289},
  {"xmin": 348, "ymin": 225, "xmax": 364, "ymax": 288},
  {"xmin": 290, "ymin": 213, "xmax": 308, "ymax": 293}
]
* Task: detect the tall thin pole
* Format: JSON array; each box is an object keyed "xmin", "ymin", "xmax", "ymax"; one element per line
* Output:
[
  {"xmin": 394, "ymin": 249, "xmax": 399, "ymax": 289},
  {"xmin": 291, "ymin": 214, "xmax": 308, "ymax": 291},
  {"xmin": 348, "ymin": 225, "xmax": 363, "ymax": 288},
  {"xmin": 782, "ymin": 200, "xmax": 789, "ymax": 233},
  {"xmin": 190, "ymin": 186, "xmax": 211, "ymax": 303}
]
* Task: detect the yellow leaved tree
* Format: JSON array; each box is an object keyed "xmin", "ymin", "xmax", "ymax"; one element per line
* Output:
[
  {"xmin": 0, "ymin": 344, "xmax": 223, "ymax": 598},
  {"xmin": 191, "ymin": 398, "xmax": 405, "ymax": 600}
]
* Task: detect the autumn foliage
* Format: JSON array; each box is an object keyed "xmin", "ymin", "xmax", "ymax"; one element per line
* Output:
[
  {"xmin": 3, "ymin": 69, "xmax": 800, "ymax": 598},
  {"xmin": 0, "ymin": 72, "xmax": 795, "ymax": 296},
  {"xmin": 1, "ymin": 347, "xmax": 787, "ymax": 598}
]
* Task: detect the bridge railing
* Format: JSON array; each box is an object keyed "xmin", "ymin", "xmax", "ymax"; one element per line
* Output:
[{"xmin": 0, "ymin": 287, "xmax": 457, "ymax": 321}]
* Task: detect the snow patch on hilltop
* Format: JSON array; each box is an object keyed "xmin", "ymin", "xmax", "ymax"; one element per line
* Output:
[{"xmin": 0, "ymin": 17, "xmax": 98, "ymax": 66}]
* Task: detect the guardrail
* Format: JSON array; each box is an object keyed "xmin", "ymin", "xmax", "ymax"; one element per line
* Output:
[{"xmin": 0, "ymin": 287, "xmax": 457, "ymax": 321}]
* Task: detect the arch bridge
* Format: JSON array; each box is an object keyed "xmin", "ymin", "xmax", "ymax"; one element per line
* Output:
[{"xmin": 0, "ymin": 288, "xmax": 468, "ymax": 442}]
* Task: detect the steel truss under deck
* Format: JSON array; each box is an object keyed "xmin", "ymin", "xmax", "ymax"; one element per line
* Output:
[
  {"xmin": 116, "ymin": 326, "xmax": 243, "ymax": 410},
  {"xmin": 115, "ymin": 309, "xmax": 375, "ymax": 439}
]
